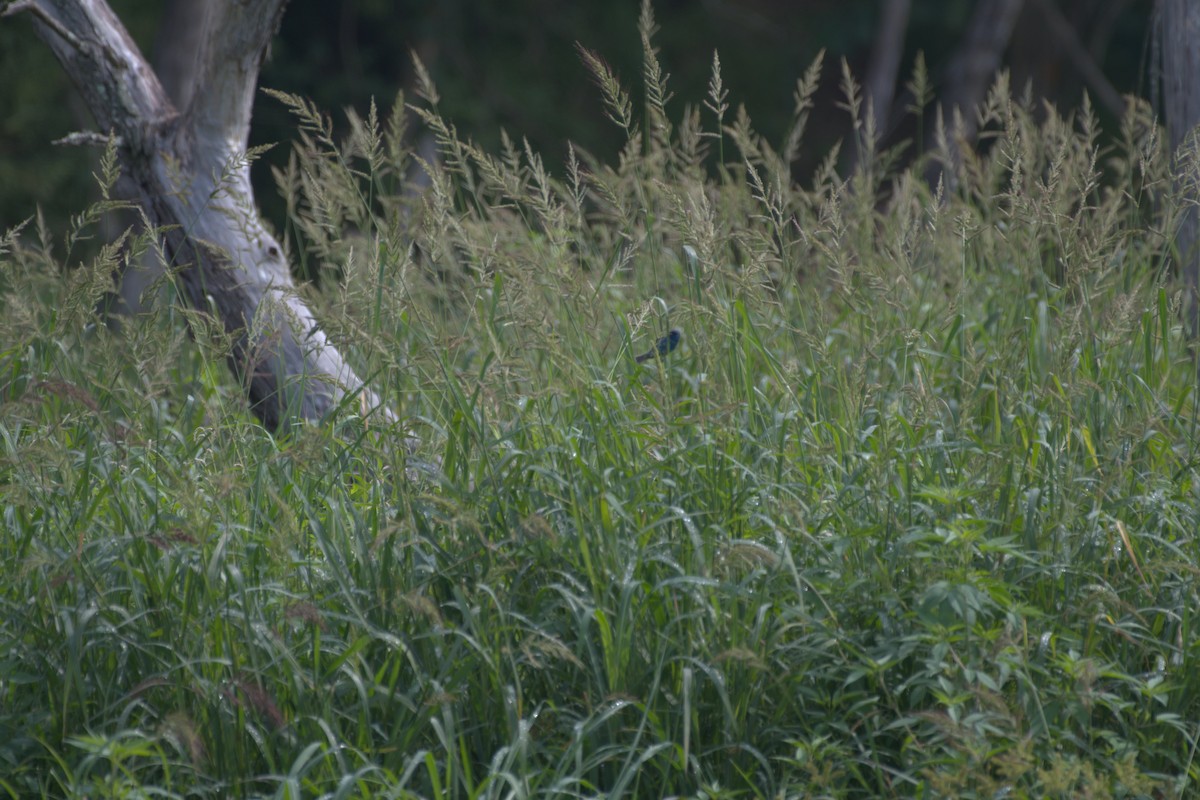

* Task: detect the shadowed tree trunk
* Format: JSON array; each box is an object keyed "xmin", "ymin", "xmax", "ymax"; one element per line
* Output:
[
  {"xmin": 844, "ymin": 0, "xmax": 910, "ymax": 176},
  {"xmin": 153, "ymin": 0, "xmax": 208, "ymax": 108},
  {"xmin": 1161, "ymin": 0, "xmax": 1200, "ymax": 339},
  {"xmin": 2, "ymin": 0, "xmax": 394, "ymax": 432},
  {"xmin": 925, "ymin": 0, "xmax": 1026, "ymax": 191},
  {"xmin": 864, "ymin": 0, "xmax": 910, "ymax": 142},
  {"xmin": 109, "ymin": 0, "xmax": 211, "ymax": 315}
]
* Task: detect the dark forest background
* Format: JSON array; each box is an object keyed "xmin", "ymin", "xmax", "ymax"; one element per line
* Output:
[{"xmin": 0, "ymin": 0, "xmax": 1154, "ymax": 234}]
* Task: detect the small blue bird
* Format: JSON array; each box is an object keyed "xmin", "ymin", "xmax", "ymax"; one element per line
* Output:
[{"xmin": 635, "ymin": 328, "xmax": 683, "ymax": 363}]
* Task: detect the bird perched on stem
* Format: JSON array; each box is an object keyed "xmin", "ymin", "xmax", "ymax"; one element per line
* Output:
[{"xmin": 635, "ymin": 329, "xmax": 682, "ymax": 363}]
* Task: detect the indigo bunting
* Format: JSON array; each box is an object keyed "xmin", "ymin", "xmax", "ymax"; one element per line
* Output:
[{"xmin": 635, "ymin": 328, "xmax": 682, "ymax": 363}]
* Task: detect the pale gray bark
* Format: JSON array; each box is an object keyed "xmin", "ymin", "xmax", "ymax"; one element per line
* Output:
[
  {"xmin": 153, "ymin": 0, "xmax": 207, "ymax": 109},
  {"xmin": 2, "ymin": 0, "xmax": 393, "ymax": 432},
  {"xmin": 111, "ymin": 0, "xmax": 211, "ymax": 315},
  {"xmin": 1161, "ymin": 0, "xmax": 1200, "ymax": 337}
]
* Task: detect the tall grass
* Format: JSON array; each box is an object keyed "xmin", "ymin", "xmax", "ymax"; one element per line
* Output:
[{"xmin": 2, "ymin": 6, "xmax": 1198, "ymax": 798}]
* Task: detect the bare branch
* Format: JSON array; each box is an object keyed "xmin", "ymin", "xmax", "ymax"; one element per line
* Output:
[
  {"xmin": 3, "ymin": 0, "xmax": 82, "ymax": 48},
  {"xmin": 1028, "ymin": 0, "xmax": 1126, "ymax": 119},
  {"xmin": 52, "ymin": 130, "xmax": 122, "ymax": 147},
  {"xmin": 186, "ymin": 0, "xmax": 289, "ymax": 158},
  {"xmin": 5, "ymin": 0, "xmax": 174, "ymax": 145}
]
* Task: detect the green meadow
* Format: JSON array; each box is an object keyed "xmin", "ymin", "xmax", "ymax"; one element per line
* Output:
[{"xmin": 2, "ymin": 17, "xmax": 1198, "ymax": 799}]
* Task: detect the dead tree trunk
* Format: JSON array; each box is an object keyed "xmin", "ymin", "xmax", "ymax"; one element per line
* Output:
[
  {"xmin": 2, "ymin": 0, "xmax": 392, "ymax": 432},
  {"xmin": 1161, "ymin": 0, "xmax": 1200, "ymax": 338},
  {"xmin": 152, "ymin": 0, "xmax": 209, "ymax": 109},
  {"xmin": 107, "ymin": 0, "xmax": 212, "ymax": 316}
]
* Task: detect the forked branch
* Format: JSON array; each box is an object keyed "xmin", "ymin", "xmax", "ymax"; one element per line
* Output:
[{"xmin": 3, "ymin": 0, "xmax": 402, "ymax": 436}]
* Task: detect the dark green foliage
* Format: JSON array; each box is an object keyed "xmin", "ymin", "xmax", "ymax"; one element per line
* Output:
[{"xmin": 0, "ymin": 6, "xmax": 1195, "ymax": 797}]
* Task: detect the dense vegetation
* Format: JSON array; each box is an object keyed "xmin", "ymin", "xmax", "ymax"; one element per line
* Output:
[
  {"xmin": 2, "ymin": 11, "xmax": 1197, "ymax": 798},
  {"xmin": 0, "ymin": 0, "xmax": 1153, "ymax": 233}
]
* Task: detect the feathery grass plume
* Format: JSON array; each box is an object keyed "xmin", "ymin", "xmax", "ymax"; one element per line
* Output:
[
  {"xmin": 780, "ymin": 50, "xmax": 825, "ymax": 173},
  {"xmin": 383, "ymin": 89, "xmax": 411, "ymax": 180},
  {"xmin": 638, "ymin": 0, "xmax": 673, "ymax": 156},
  {"xmin": 704, "ymin": 50, "xmax": 729, "ymax": 131},
  {"xmin": 345, "ymin": 96, "xmax": 386, "ymax": 187},
  {"xmin": 575, "ymin": 43, "xmax": 636, "ymax": 137}
]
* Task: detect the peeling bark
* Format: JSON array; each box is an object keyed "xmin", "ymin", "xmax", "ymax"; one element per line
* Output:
[{"xmin": 3, "ymin": 0, "xmax": 394, "ymax": 432}]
